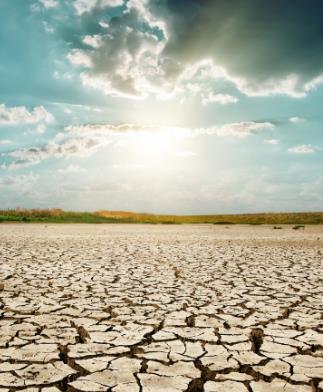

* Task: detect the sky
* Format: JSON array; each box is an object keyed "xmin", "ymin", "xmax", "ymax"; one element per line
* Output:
[{"xmin": 0, "ymin": 0, "xmax": 322, "ymax": 214}]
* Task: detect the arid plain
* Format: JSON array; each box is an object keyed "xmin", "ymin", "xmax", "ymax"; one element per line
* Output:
[{"xmin": 0, "ymin": 224, "xmax": 322, "ymax": 392}]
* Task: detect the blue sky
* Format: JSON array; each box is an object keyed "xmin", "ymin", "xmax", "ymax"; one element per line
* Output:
[{"xmin": 0, "ymin": 0, "xmax": 322, "ymax": 214}]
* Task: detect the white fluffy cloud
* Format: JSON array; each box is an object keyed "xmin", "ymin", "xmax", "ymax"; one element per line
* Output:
[
  {"xmin": 288, "ymin": 144, "xmax": 315, "ymax": 154},
  {"xmin": 0, "ymin": 104, "xmax": 54, "ymax": 126},
  {"xmin": 67, "ymin": 50, "xmax": 93, "ymax": 68},
  {"xmin": 202, "ymin": 92, "xmax": 238, "ymax": 106},
  {"xmin": 0, "ymin": 140, "xmax": 12, "ymax": 145},
  {"xmin": 264, "ymin": 139, "xmax": 280, "ymax": 145},
  {"xmin": 39, "ymin": 0, "xmax": 58, "ymax": 8},
  {"xmin": 289, "ymin": 116, "xmax": 305, "ymax": 124},
  {"xmin": 73, "ymin": 0, "xmax": 124, "ymax": 16},
  {"xmin": 82, "ymin": 35, "xmax": 103, "ymax": 49},
  {"xmin": 67, "ymin": 0, "xmax": 169, "ymax": 98},
  {"xmin": 233, "ymin": 74, "xmax": 308, "ymax": 98}
]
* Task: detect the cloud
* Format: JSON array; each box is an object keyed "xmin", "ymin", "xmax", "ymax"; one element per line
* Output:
[
  {"xmin": 3, "ymin": 119, "xmax": 271, "ymax": 169},
  {"xmin": 288, "ymin": 144, "xmax": 315, "ymax": 154},
  {"xmin": 202, "ymin": 92, "xmax": 238, "ymax": 106},
  {"xmin": 289, "ymin": 116, "xmax": 305, "ymax": 124},
  {"xmin": 67, "ymin": 50, "xmax": 93, "ymax": 68},
  {"xmin": 82, "ymin": 35, "xmax": 103, "ymax": 48},
  {"xmin": 194, "ymin": 122, "xmax": 274, "ymax": 138},
  {"xmin": 73, "ymin": 0, "xmax": 124, "ymax": 16},
  {"xmin": 0, "ymin": 140, "xmax": 12, "ymax": 145},
  {"xmin": 2, "ymin": 119, "xmax": 273, "ymax": 170},
  {"xmin": 39, "ymin": 0, "xmax": 58, "ymax": 8},
  {"xmin": 4, "ymin": 136, "xmax": 110, "ymax": 169},
  {"xmin": 65, "ymin": 0, "xmax": 323, "ymax": 99},
  {"xmin": 73, "ymin": 0, "xmax": 96, "ymax": 15},
  {"xmin": 66, "ymin": 121, "xmax": 274, "ymax": 139},
  {"xmin": 0, "ymin": 104, "xmax": 54, "ymax": 126},
  {"xmin": 152, "ymin": 0, "xmax": 323, "ymax": 98},
  {"xmin": 304, "ymin": 74, "xmax": 323, "ymax": 92},
  {"xmin": 42, "ymin": 21, "xmax": 54, "ymax": 33},
  {"xmin": 264, "ymin": 139, "xmax": 280, "ymax": 145},
  {"xmin": 65, "ymin": 123, "xmax": 159, "ymax": 135},
  {"xmin": 67, "ymin": 0, "xmax": 168, "ymax": 98},
  {"xmin": 36, "ymin": 124, "xmax": 47, "ymax": 134}
]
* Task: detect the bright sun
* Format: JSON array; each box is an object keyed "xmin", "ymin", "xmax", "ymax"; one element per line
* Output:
[
  {"xmin": 136, "ymin": 132, "xmax": 171, "ymax": 156},
  {"xmin": 134, "ymin": 127, "xmax": 192, "ymax": 164},
  {"xmin": 113, "ymin": 127, "xmax": 192, "ymax": 169}
]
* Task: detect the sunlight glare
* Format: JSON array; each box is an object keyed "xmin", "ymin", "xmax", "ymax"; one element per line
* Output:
[{"xmin": 132, "ymin": 127, "xmax": 191, "ymax": 160}]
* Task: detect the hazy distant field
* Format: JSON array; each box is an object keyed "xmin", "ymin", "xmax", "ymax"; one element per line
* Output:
[
  {"xmin": 0, "ymin": 208, "xmax": 323, "ymax": 224},
  {"xmin": 0, "ymin": 224, "xmax": 322, "ymax": 391}
]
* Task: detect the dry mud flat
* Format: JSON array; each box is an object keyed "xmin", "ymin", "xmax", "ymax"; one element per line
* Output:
[{"xmin": 0, "ymin": 224, "xmax": 322, "ymax": 392}]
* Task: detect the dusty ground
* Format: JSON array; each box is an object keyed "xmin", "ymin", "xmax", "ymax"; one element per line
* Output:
[{"xmin": 0, "ymin": 224, "xmax": 322, "ymax": 392}]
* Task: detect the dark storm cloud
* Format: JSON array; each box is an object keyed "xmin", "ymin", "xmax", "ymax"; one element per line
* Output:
[{"xmin": 152, "ymin": 0, "xmax": 323, "ymax": 85}]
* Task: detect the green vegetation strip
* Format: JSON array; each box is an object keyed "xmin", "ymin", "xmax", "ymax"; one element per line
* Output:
[{"xmin": 0, "ymin": 209, "xmax": 322, "ymax": 224}]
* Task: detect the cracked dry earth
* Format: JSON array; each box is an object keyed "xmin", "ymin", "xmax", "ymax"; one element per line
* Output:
[{"xmin": 0, "ymin": 224, "xmax": 322, "ymax": 392}]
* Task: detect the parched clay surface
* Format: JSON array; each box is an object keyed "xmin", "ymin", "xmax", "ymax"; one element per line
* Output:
[{"xmin": 0, "ymin": 223, "xmax": 322, "ymax": 391}]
